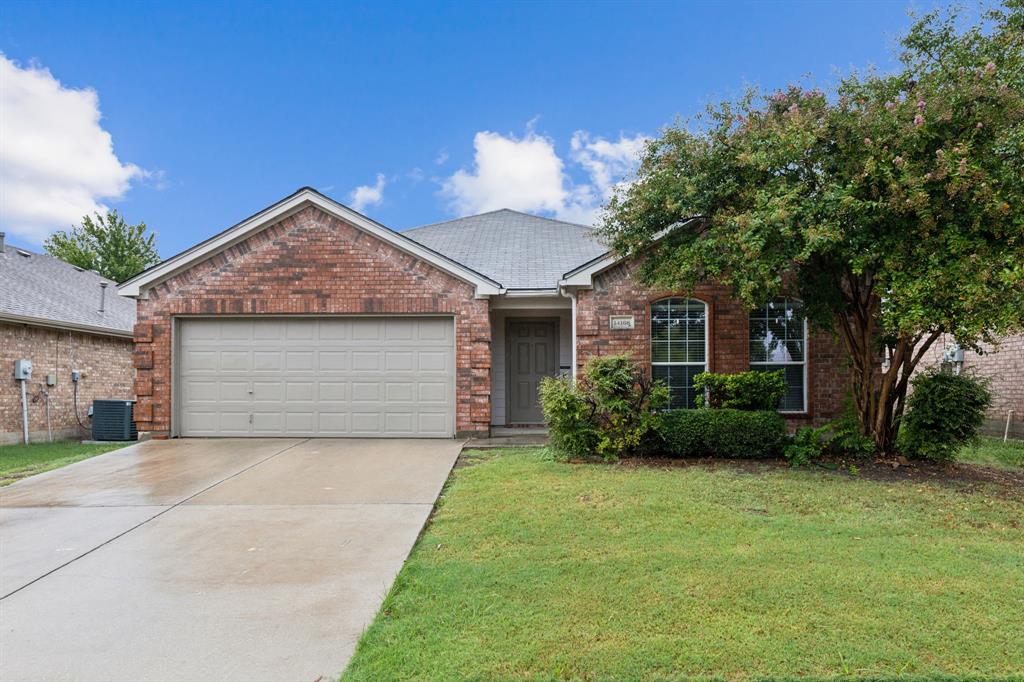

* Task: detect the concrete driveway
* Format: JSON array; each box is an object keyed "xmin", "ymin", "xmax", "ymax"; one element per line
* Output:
[{"xmin": 0, "ymin": 438, "xmax": 462, "ymax": 682}]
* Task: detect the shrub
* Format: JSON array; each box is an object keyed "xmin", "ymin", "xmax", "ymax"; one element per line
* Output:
[
  {"xmin": 899, "ymin": 370, "xmax": 992, "ymax": 462},
  {"xmin": 693, "ymin": 370, "xmax": 787, "ymax": 410},
  {"xmin": 822, "ymin": 395, "xmax": 876, "ymax": 458},
  {"xmin": 538, "ymin": 376, "xmax": 599, "ymax": 459},
  {"xmin": 660, "ymin": 409, "xmax": 787, "ymax": 459},
  {"xmin": 540, "ymin": 354, "xmax": 669, "ymax": 461},
  {"xmin": 785, "ymin": 425, "xmax": 829, "ymax": 466}
]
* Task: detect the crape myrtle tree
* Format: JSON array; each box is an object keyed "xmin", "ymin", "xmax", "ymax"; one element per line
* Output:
[{"xmin": 599, "ymin": 3, "xmax": 1024, "ymax": 454}]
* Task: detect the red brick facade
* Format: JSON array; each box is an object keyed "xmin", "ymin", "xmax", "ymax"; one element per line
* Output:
[
  {"xmin": 132, "ymin": 206, "xmax": 491, "ymax": 437},
  {"xmin": 1, "ymin": 322, "xmax": 134, "ymax": 444},
  {"xmin": 575, "ymin": 261, "xmax": 848, "ymax": 426}
]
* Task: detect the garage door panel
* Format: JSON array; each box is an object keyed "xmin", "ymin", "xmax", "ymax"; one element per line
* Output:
[
  {"xmin": 418, "ymin": 413, "xmax": 449, "ymax": 435},
  {"xmin": 286, "ymin": 382, "xmax": 315, "ymax": 402},
  {"xmin": 351, "ymin": 351, "xmax": 381, "ymax": 371},
  {"xmin": 352, "ymin": 322, "xmax": 382, "ymax": 341},
  {"xmin": 221, "ymin": 321, "xmax": 254, "ymax": 340},
  {"xmin": 220, "ymin": 351, "xmax": 249, "ymax": 371},
  {"xmin": 218, "ymin": 381, "xmax": 250, "ymax": 402},
  {"xmin": 318, "ymin": 382, "xmax": 349, "ymax": 401},
  {"xmin": 318, "ymin": 412, "xmax": 349, "ymax": 433},
  {"xmin": 351, "ymin": 413, "xmax": 381, "ymax": 434},
  {"xmin": 319, "ymin": 351, "xmax": 349, "ymax": 371},
  {"xmin": 178, "ymin": 317, "xmax": 454, "ymax": 437},
  {"xmin": 217, "ymin": 412, "xmax": 251, "ymax": 435},
  {"xmin": 182, "ymin": 350, "xmax": 218, "ymax": 373},
  {"xmin": 418, "ymin": 351, "xmax": 449, "ymax": 372}
]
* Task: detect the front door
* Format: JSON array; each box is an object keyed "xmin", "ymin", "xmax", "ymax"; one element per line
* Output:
[{"xmin": 507, "ymin": 319, "xmax": 558, "ymax": 424}]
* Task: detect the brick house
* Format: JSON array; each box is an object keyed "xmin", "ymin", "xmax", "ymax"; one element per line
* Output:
[
  {"xmin": 118, "ymin": 188, "xmax": 848, "ymax": 439},
  {"xmin": 0, "ymin": 234, "xmax": 135, "ymax": 444}
]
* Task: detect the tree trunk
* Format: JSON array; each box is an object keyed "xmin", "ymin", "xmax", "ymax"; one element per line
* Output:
[{"xmin": 835, "ymin": 304, "xmax": 942, "ymax": 454}]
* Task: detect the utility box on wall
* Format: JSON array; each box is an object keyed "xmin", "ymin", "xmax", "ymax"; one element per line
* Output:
[{"xmin": 13, "ymin": 359, "xmax": 32, "ymax": 380}]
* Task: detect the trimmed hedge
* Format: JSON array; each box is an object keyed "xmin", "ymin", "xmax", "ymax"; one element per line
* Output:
[
  {"xmin": 693, "ymin": 370, "xmax": 787, "ymax": 410},
  {"xmin": 660, "ymin": 409, "xmax": 788, "ymax": 459}
]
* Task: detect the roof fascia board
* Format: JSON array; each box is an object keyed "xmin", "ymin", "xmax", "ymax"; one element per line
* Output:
[
  {"xmin": 558, "ymin": 217, "xmax": 700, "ymax": 288},
  {"xmin": 118, "ymin": 189, "xmax": 503, "ymax": 297},
  {"xmin": 0, "ymin": 313, "xmax": 133, "ymax": 339}
]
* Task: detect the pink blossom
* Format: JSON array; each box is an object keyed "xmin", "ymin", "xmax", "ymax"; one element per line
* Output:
[
  {"xmin": 787, "ymin": 103, "xmax": 799, "ymax": 114},
  {"xmin": 917, "ymin": 100, "xmax": 926, "ymax": 109},
  {"xmin": 977, "ymin": 122, "xmax": 984, "ymax": 129},
  {"xmin": 885, "ymin": 101, "xmax": 896, "ymax": 110},
  {"xmin": 893, "ymin": 156, "xmax": 905, "ymax": 166},
  {"xmin": 985, "ymin": 62, "xmax": 997, "ymax": 74},
  {"xmin": 863, "ymin": 137, "xmax": 872, "ymax": 145},
  {"xmin": 914, "ymin": 114, "xmax": 925, "ymax": 126}
]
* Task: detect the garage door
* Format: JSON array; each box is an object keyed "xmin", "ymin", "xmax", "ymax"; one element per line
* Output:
[{"xmin": 177, "ymin": 317, "xmax": 455, "ymax": 437}]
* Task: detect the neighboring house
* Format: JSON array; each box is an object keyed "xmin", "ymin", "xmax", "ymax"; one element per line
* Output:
[
  {"xmin": 118, "ymin": 187, "xmax": 847, "ymax": 439},
  {"xmin": 0, "ymin": 234, "xmax": 136, "ymax": 444},
  {"xmin": 922, "ymin": 334, "xmax": 1024, "ymax": 439}
]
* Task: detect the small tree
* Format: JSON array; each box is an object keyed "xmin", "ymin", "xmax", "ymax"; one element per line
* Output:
[
  {"xmin": 44, "ymin": 210, "xmax": 160, "ymax": 283},
  {"xmin": 600, "ymin": 4, "xmax": 1024, "ymax": 453}
]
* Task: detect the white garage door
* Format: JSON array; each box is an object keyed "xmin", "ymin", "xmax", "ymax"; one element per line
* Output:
[{"xmin": 177, "ymin": 317, "xmax": 455, "ymax": 437}]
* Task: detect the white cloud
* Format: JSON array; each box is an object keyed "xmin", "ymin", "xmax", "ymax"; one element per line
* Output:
[
  {"xmin": 434, "ymin": 149, "xmax": 449, "ymax": 166},
  {"xmin": 348, "ymin": 173, "xmax": 387, "ymax": 212},
  {"xmin": 442, "ymin": 130, "xmax": 568, "ymax": 217},
  {"xmin": 440, "ymin": 127, "xmax": 648, "ymax": 225},
  {"xmin": 0, "ymin": 54, "xmax": 145, "ymax": 243}
]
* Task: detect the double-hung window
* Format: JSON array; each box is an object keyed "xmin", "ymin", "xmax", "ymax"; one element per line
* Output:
[
  {"xmin": 651, "ymin": 297, "xmax": 707, "ymax": 409},
  {"xmin": 749, "ymin": 298, "xmax": 807, "ymax": 412}
]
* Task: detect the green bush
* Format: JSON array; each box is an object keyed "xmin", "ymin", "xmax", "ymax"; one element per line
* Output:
[
  {"xmin": 900, "ymin": 370, "xmax": 992, "ymax": 462},
  {"xmin": 660, "ymin": 409, "xmax": 788, "ymax": 459},
  {"xmin": 693, "ymin": 370, "xmax": 787, "ymax": 410},
  {"xmin": 822, "ymin": 395, "xmax": 876, "ymax": 458},
  {"xmin": 539, "ymin": 354, "xmax": 668, "ymax": 461},
  {"xmin": 538, "ymin": 376, "xmax": 599, "ymax": 459},
  {"xmin": 785, "ymin": 425, "xmax": 829, "ymax": 466}
]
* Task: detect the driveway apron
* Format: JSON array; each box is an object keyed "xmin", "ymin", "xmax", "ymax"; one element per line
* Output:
[{"xmin": 0, "ymin": 437, "xmax": 461, "ymax": 682}]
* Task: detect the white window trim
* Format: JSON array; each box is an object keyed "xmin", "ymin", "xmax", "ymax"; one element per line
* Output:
[
  {"xmin": 749, "ymin": 305, "xmax": 808, "ymax": 413},
  {"xmin": 651, "ymin": 297, "xmax": 709, "ymax": 409}
]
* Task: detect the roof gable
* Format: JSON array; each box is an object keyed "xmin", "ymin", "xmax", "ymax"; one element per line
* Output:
[{"xmin": 118, "ymin": 188, "xmax": 503, "ymax": 298}]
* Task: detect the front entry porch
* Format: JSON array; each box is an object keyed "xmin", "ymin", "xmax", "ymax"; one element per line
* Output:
[{"xmin": 489, "ymin": 296, "xmax": 572, "ymax": 427}]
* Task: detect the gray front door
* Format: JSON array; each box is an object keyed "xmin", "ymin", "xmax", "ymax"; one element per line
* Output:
[{"xmin": 507, "ymin": 320, "xmax": 558, "ymax": 424}]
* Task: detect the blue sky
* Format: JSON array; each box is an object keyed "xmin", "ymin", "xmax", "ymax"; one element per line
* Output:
[{"xmin": 1, "ymin": 0, "xmax": 938, "ymax": 257}]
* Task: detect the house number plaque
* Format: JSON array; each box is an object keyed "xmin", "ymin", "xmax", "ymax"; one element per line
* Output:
[{"xmin": 609, "ymin": 315, "xmax": 635, "ymax": 330}]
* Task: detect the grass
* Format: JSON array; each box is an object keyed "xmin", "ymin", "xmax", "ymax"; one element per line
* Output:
[
  {"xmin": 344, "ymin": 448, "xmax": 1024, "ymax": 681},
  {"xmin": 957, "ymin": 436, "xmax": 1024, "ymax": 470},
  {"xmin": 0, "ymin": 440, "xmax": 130, "ymax": 485}
]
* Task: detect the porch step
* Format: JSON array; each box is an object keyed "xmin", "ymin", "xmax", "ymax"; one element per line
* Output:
[
  {"xmin": 490, "ymin": 426, "xmax": 549, "ymax": 436},
  {"xmin": 464, "ymin": 428, "xmax": 549, "ymax": 449}
]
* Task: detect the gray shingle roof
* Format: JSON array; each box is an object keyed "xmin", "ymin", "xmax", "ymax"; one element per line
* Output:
[
  {"xmin": 403, "ymin": 209, "xmax": 608, "ymax": 289},
  {"xmin": 0, "ymin": 244, "xmax": 135, "ymax": 335}
]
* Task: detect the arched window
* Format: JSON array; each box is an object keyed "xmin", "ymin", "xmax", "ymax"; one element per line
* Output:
[
  {"xmin": 651, "ymin": 297, "xmax": 707, "ymax": 409},
  {"xmin": 749, "ymin": 298, "xmax": 807, "ymax": 412}
]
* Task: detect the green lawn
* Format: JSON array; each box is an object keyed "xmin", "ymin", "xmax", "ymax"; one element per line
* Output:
[
  {"xmin": 0, "ymin": 440, "xmax": 130, "ymax": 485},
  {"xmin": 344, "ymin": 448, "xmax": 1024, "ymax": 681},
  {"xmin": 957, "ymin": 436, "xmax": 1024, "ymax": 470}
]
